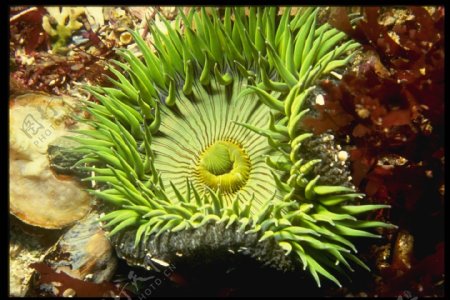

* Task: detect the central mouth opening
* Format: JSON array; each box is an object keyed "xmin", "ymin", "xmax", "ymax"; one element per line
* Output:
[{"xmin": 196, "ymin": 140, "xmax": 250, "ymax": 194}]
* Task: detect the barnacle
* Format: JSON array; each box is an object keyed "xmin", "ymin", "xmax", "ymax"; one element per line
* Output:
[{"xmin": 69, "ymin": 7, "xmax": 395, "ymax": 287}]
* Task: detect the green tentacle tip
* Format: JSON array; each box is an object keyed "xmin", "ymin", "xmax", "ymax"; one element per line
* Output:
[{"xmin": 69, "ymin": 7, "xmax": 392, "ymax": 288}]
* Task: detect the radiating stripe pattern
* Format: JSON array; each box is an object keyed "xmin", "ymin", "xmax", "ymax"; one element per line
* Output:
[{"xmin": 152, "ymin": 76, "xmax": 281, "ymax": 210}]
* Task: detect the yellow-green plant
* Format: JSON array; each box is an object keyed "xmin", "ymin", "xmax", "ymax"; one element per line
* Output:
[{"xmin": 42, "ymin": 7, "xmax": 85, "ymax": 53}]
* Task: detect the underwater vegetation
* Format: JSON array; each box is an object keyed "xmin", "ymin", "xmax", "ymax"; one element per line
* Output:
[
  {"xmin": 303, "ymin": 6, "xmax": 445, "ymax": 296},
  {"xmin": 10, "ymin": 7, "xmax": 115, "ymax": 95},
  {"xmin": 42, "ymin": 7, "xmax": 86, "ymax": 54},
  {"xmin": 68, "ymin": 7, "xmax": 397, "ymax": 288}
]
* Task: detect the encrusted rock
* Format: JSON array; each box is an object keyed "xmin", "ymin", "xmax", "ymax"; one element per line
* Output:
[
  {"xmin": 9, "ymin": 93, "xmax": 91, "ymax": 229},
  {"xmin": 42, "ymin": 213, "xmax": 117, "ymax": 284}
]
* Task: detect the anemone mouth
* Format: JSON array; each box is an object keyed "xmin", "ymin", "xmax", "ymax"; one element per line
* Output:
[
  {"xmin": 151, "ymin": 76, "xmax": 279, "ymax": 209},
  {"xmin": 196, "ymin": 140, "xmax": 251, "ymax": 195}
]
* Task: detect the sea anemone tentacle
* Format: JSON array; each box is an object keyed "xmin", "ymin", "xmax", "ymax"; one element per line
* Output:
[{"xmin": 70, "ymin": 7, "xmax": 396, "ymax": 287}]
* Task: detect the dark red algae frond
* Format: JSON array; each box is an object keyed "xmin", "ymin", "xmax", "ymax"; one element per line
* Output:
[
  {"xmin": 29, "ymin": 262, "xmax": 126, "ymax": 297},
  {"xmin": 10, "ymin": 7, "xmax": 49, "ymax": 54},
  {"xmin": 303, "ymin": 6, "xmax": 444, "ymax": 297}
]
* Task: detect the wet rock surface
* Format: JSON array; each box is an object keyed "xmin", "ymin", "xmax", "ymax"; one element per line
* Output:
[
  {"xmin": 9, "ymin": 217, "xmax": 62, "ymax": 297},
  {"xmin": 29, "ymin": 213, "xmax": 118, "ymax": 297},
  {"xmin": 9, "ymin": 93, "xmax": 92, "ymax": 229}
]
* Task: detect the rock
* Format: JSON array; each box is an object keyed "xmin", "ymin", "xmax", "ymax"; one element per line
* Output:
[
  {"xmin": 43, "ymin": 213, "xmax": 117, "ymax": 283},
  {"xmin": 9, "ymin": 217, "xmax": 61, "ymax": 296},
  {"xmin": 9, "ymin": 93, "xmax": 91, "ymax": 229},
  {"xmin": 47, "ymin": 136, "xmax": 88, "ymax": 179},
  {"xmin": 30, "ymin": 213, "xmax": 118, "ymax": 297}
]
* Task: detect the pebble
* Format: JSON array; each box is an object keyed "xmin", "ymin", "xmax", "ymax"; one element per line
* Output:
[
  {"xmin": 62, "ymin": 288, "xmax": 76, "ymax": 297},
  {"xmin": 315, "ymin": 94, "xmax": 325, "ymax": 106},
  {"xmin": 84, "ymin": 273, "xmax": 93, "ymax": 280},
  {"xmin": 338, "ymin": 150, "xmax": 349, "ymax": 162},
  {"xmin": 70, "ymin": 63, "xmax": 84, "ymax": 71}
]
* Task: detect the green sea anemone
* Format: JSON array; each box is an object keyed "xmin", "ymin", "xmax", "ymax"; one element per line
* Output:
[{"xmin": 69, "ymin": 7, "xmax": 395, "ymax": 287}]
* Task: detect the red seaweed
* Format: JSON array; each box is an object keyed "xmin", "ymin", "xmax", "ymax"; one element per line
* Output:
[
  {"xmin": 304, "ymin": 6, "xmax": 444, "ymax": 297},
  {"xmin": 10, "ymin": 7, "xmax": 49, "ymax": 54},
  {"xmin": 30, "ymin": 262, "xmax": 126, "ymax": 297}
]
